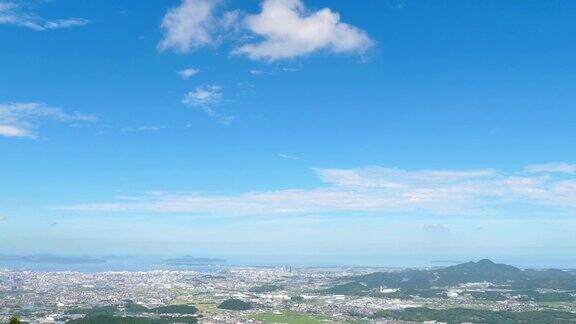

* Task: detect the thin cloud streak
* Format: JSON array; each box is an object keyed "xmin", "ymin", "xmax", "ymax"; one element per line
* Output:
[
  {"xmin": 0, "ymin": 102, "xmax": 96, "ymax": 138},
  {"xmin": 0, "ymin": 2, "xmax": 89, "ymax": 31},
  {"xmin": 525, "ymin": 162, "xmax": 576, "ymax": 174},
  {"xmin": 278, "ymin": 153, "xmax": 301, "ymax": 160},
  {"xmin": 56, "ymin": 164, "xmax": 576, "ymax": 216}
]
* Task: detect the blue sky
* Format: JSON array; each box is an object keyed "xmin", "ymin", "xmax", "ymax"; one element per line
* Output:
[{"xmin": 1, "ymin": 0, "xmax": 576, "ymax": 267}]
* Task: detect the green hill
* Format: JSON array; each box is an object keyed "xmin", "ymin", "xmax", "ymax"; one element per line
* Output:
[
  {"xmin": 321, "ymin": 282, "xmax": 369, "ymax": 295},
  {"xmin": 434, "ymin": 259, "xmax": 526, "ymax": 285},
  {"xmin": 329, "ymin": 259, "xmax": 576, "ymax": 294},
  {"xmin": 249, "ymin": 284, "xmax": 284, "ymax": 293},
  {"xmin": 217, "ymin": 299, "xmax": 252, "ymax": 311}
]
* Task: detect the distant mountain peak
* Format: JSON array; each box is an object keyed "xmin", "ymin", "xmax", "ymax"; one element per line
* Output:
[{"xmin": 337, "ymin": 259, "xmax": 576, "ymax": 294}]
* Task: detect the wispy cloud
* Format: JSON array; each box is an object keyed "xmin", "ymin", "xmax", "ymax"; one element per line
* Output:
[
  {"xmin": 0, "ymin": 125, "xmax": 28, "ymax": 137},
  {"xmin": 177, "ymin": 68, "xmax": 199, "ymax": 80},
  {"xmin": 525, "ymin": 162, "xmax": 576, "ymax": 174},
  {"xmin": 0, "ymin": 214, "xmax": 7, "ymax": 221},
  {"xmin": 248, "ymin": 66, "xmax": 300, "ymax": 76},
  {"xmin": 0, "ymin": 2, "xmax": 89, "ymax": 31},
  {"xmin": 0, "ymin": 102, "xmax": 96, "ymax": 138},
  {"xmin": 158, "ymin": 0, "xmax": 372, "ymax": 61},
  {"xmin": 183, "ymin": 85, "xmax": 223, "ymax": 107},
  {"xmin": 278, "ymin": 153, "xmax": 301, "ymax": 160},
  {"xmin": 317, "ymin": 167, "xmax": 498, "ymax": 188},
  {"xmin": 158, "ymin": 0, "xmax": 222, "ymax": 53},
  {"xmin": 56, "ymin": 164, "xmax": 576, "ymax": 216},
  {"xmin": 182, "ymin": 85, "xmax": 232, "ymax": 124}
]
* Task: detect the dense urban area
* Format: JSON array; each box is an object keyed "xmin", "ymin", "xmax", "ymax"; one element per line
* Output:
[{"xmin": 2, "ymin": 259, "xmax": 576, "ymax": 323}]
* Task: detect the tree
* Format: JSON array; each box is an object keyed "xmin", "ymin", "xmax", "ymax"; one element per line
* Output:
[{"xmin": 9, "ymin": 316, "xmax": 21, "ymax": 324}]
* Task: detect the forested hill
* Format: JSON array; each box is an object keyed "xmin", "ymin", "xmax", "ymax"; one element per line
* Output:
[{"xmin": 332, "ymin": 259, "xmax": 576, "ymax": 292}]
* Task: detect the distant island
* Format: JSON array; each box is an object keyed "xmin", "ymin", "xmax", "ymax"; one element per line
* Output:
[
  {"xmin": 0, "ymin": 254, "xmax": 105, "ymax": 264},
  {"xmin": 164, "ymin": 255, "xmax": 226, "ymax": 266}
]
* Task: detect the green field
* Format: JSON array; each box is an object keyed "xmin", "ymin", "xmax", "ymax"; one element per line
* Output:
[
  {"xmin": 186, "ymin": 300, "xmax": 216, "ymax": 313},
  {"xmin": 253, "ymin": 312, "xmax": 331, "ymax": 324}
]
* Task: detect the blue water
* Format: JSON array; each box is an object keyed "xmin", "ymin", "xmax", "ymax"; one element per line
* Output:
[{"xmin": 0, "ymin": 258, "xmax": 231, "ymax": 273}]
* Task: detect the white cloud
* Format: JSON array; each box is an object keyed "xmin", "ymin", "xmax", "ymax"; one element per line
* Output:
[
  {"xmin": 42, "ymin": 18, "xmax": 89, "ymax": 30},
  {"xmin": 0, "ymin": 124, "xmax": 29, "ymax": 137},
  {"xmin": 278, "ymin": 153, "xmax": 300, "ymax": 160},
  {"xmin": 182, "ymin": 85, "xmax": 232, "ymax": 124},
  {"xmin": 56, "ymin": 164, "xmax": 576, "ymax": 216},
  {"xmin": 525, "ymin": 162, "xmax": 576, "ymax": 174},
  {"xmin": 177, "ymin": 68, "xmax": 199, "ymax": 80},
  {"xmin": 158, "ymin": 0, "xmax": 221, "ymax": 53},
  {"xmin": 158, "ymin": 0, "xmax": 372, "ymax": 61},
  {"xmin": 0, "ymin": 214, "xmax": 7, "ymax": 221},
  {"xmin": 317, "ymin": 167, "xmax": 497, "ymax": 189},
  {"xmin": 234, "ymin": 0, "xmax": 373, "ymax": 61},
  {"xmin": 0, "ymin": 2, "xmax": 89, "ymax": 31},
  {"xmin": 183, "ymin": 85, "xmax": 223, "ymax": 108},
  {"xmin": 0, "ymin": 102, "xmax": 96, "ymax": 138}
]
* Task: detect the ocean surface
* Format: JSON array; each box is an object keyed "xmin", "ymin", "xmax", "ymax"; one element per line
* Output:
[{"xmin": 0, "ymin": 258, "xmax": 229, "ymax": 273}]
